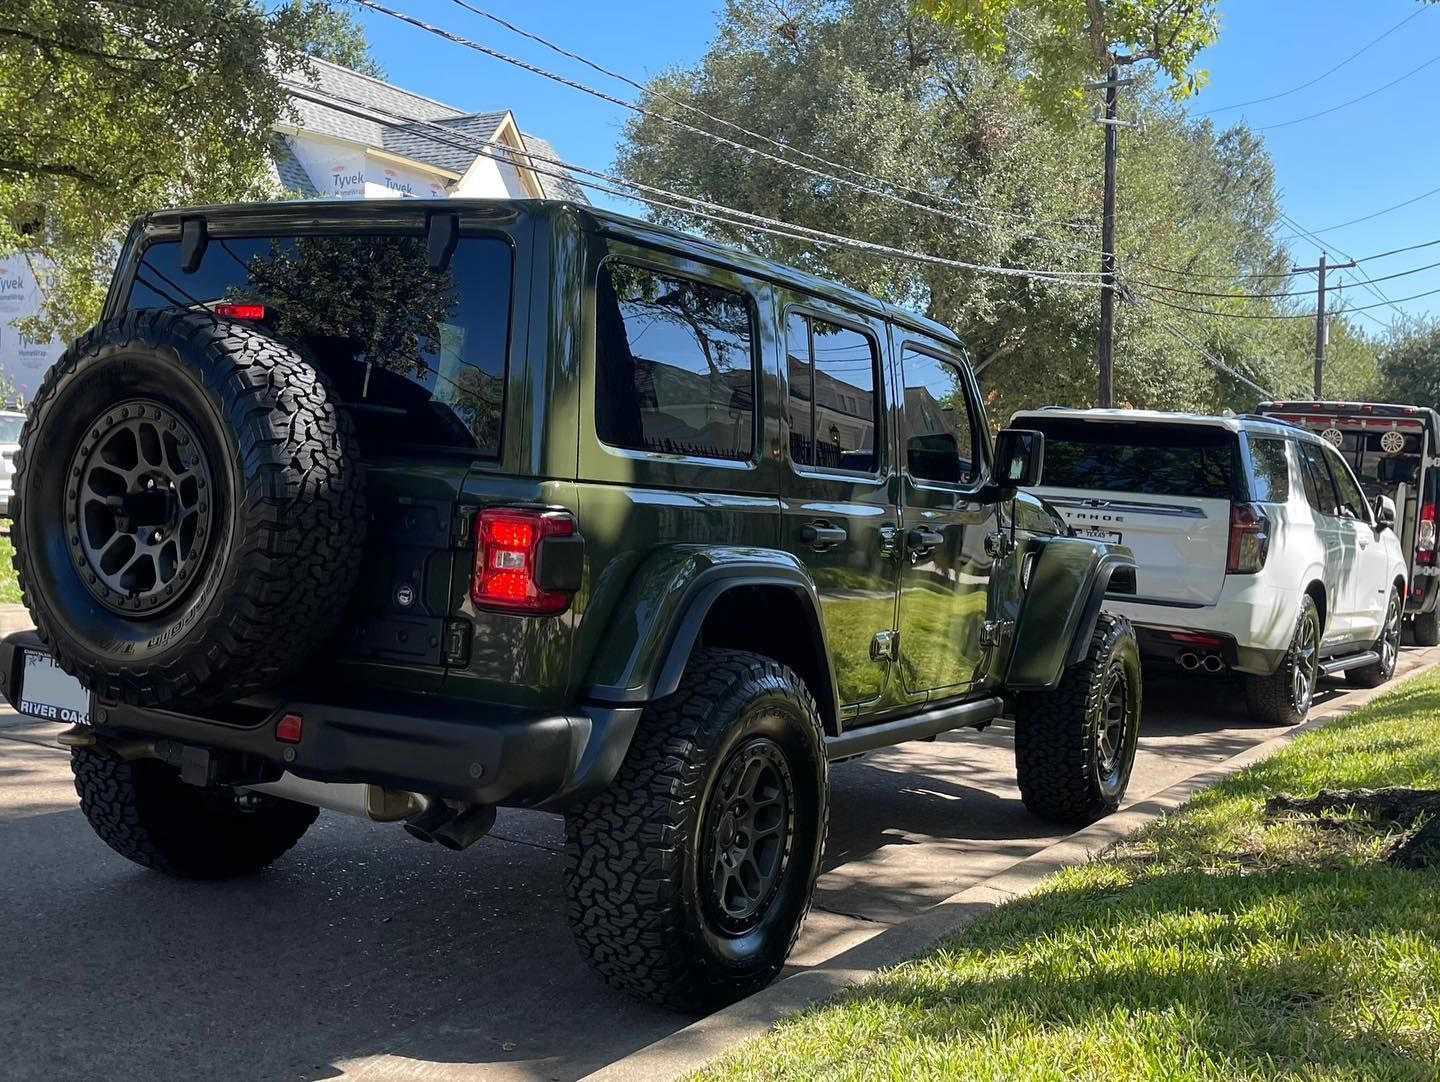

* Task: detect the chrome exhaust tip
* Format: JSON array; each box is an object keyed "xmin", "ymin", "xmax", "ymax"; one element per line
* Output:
[
  {"xmin": 1178, "ymin": 652, "xmax": 1200, "ymax": 671},
  {"xmin": 1201, "ymin": 653, "xmax": 1225, "ymax": 674}
]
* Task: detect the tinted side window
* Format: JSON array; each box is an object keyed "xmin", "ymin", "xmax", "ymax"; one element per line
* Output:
[
  {"xmin": 1299, "ymin": 442, "xmax": 1340, "ymax": 515},
  {"xmin": 786, "ymin": 311, "xmax": 880, "ymax": 473},
  {"xmin": 129, "ymin": 234, "xmax": 512, "ymax": 455},
  {"xmin": 1325, "ymin": 444, "xmax": 1371, "ymax": 520},
  {"xmin": 595, "ymin": 262, "xmax": 755, "ymax": 462},
  {"xmin": 1248, "ymin": 437, "xmax": 1291, "ymax": 503},
  {"xmin": 902, "ymin": 347, "xmax": 977, "ymax": 485}
]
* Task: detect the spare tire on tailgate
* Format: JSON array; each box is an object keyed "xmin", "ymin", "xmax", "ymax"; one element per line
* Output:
[{"xmin": 12, "ymin": 308, "xmax": 366, "ymax": 706}]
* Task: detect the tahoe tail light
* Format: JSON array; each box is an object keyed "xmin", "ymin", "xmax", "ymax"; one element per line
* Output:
[
  {"xmin": 1419, "ymin": 503, "xmax": 1437, "ymax": 566},
  {"xmin": 1227, "ymin": 502, "xmax": 1270, "ymax": 574},
  {"xmin": 471, "ymin": 508, "xmax": 583, "ymax": 614}
]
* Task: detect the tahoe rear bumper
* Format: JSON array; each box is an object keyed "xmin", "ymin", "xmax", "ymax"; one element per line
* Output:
[{"xmin": 0, "ymin": 631, "xmax": 640, "ymax": 810}]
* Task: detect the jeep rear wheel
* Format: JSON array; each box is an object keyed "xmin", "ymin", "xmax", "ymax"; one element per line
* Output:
[
  {"xmin": 71, "ymin": 748, "xmax": 317, "ymax": 879},
  {"xmin": 1014, "ymin": 613, "xmax": 1141, "ymax": 825},
  {"xmin": 563, "ymin": 649, "xmax": 828, "ymax": 1010},
  {"xmin": 12, "ymin": 308, "xmax": 365, "ymax": 706}
]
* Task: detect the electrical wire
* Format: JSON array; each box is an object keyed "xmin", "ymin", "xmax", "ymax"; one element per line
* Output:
[
  {"xmin": 443, "ymin": 0, "xmax": 1098, "ymax": 235},
  {"xmin": 1132, "ymin": 257, "xmax": 1440, "ymax": 301},
  {"xmin": 1143, "ymin": 309, "xmax": 1285, "ymax": 398},
  {"xmin": 349, "ymin": 0, "xmax": 1105, "ymax": 258},
  {"xmin": 1194, "ymin": 6, "xmax": 1430, "ymax": 117},
  {"xmin": 1275, "ymin": 182, "xmax": 1440, "ymax": 241},
  {"xmin": 1130, "ymin": 281, "xmax": 1440, "ymax": 320},
  {"xmin": 1254, "ymin": 50, "xmax": 1440, "ymax": 132},
  {"xmin": 282, "ymin": 81, "xmax": 1108, "ymax": 286}
]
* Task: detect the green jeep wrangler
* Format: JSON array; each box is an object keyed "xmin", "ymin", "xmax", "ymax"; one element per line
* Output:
[{"xmin": 3, "ymin": 199, "xmax": 1141, "ymax": 1009}]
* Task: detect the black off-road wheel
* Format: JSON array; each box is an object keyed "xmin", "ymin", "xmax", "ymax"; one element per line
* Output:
[
  {"xmin": 1245, "ymin": 594, "xmax": 1322, "ymax": 726},
  {"xmin": 563, "ymin": 649, "xmax": 828, "ymax": 1011},
  {"xmin": 12, "ymin": 308, "xmax": 365, "ymax": 706},
  {"xmin": 1349, "ymin": 585, "xmax": 1403, "ymax": 688},
  {"xmin": 1407, "ymin": 606, "xmax": 1440, "ymax": 647},
  {"xmin": 1014, "ymin": 613, "xmax": 1141, "ymax": 826},
  {"xmin": 71, "ymin": 747, "xmax": 317, "ymax": 879}
]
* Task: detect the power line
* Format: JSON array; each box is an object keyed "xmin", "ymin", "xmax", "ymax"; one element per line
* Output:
[
  {"xmin": 350, "ymin": 0, "xmax": 1105, "ymax": 258},
  {"xmin": 1254, "ymin": 50, "xmax": 1440, "ymax": 131},
  {"xmin": 443, "ymin": 0, "xmax": 1097, "ymax": 235},
  {"xmin": 1194, "ymin": 6, "xmax": 1429, "ymax": 117},
  {"xmin": 282, "ymin": 82, "xmax": 1107, "ymax": 287},
  {"xmin": 1143, "ymin": 308, "xmax": 1287, "ymax": 398},
  {"xmin": 1356, "ymin": 237, "xmax": 1440, "ymax": 263},
  {"xmin": 1275, "ymin": 182, "xmax": 1440, "ymax": 241},
  {"xmin": 1130, "ymin": 281, "xmax": 1440, "ymax": 320},
  {"xmin": 1280, "ymin": 213, "xmax": 1400, "ymax": 327},
  {"xmin": 1133, "ymin": 257, "xmax": 1440, "ymax": 301}
]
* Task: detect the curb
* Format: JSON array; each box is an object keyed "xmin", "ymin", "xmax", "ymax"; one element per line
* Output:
[{"xmin": 581, "ymin": 645, "xmax": 1440, "ymax": 1082}]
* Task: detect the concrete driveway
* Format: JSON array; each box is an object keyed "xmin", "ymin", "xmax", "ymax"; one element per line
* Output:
[{"xmin": 0, "ymin": 655, "xmax": 1407, "ymax": 1081}]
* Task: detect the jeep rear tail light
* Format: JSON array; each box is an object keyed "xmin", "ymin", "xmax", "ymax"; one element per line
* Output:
[
  {"xmin": 1419, "ymin": 503, "xmax": 1437, "ymax": 566},
  {"xmin": 471, "ymin": 508, "xmax": 582, "ymax": 614},
  {"xmin": 1227, "ymin": 502, "xmax": 1270, "ymax": 574}
]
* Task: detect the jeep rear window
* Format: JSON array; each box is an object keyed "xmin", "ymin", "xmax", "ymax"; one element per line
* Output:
[
  {"xmin": 595, "ymin": 261, "xmax": 755, "ymax": 462},
  {"xmin": 1029, "ymin": 419, "xmax": 1238, "ymax": 500},
  {"xmin": 126, "ymin": 233, "xmax": 512, "ymax": 456}
]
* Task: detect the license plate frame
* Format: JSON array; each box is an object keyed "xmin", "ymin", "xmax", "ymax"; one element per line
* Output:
[
  {"xmin": 1078, "ymin": 527, "xmax": 1123, "ymax": 545},
  {"xmin": 16, "ymin": 649, "xmax": 92, "ymax": 725}
]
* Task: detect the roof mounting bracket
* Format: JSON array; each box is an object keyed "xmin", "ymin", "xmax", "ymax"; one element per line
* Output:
[
  {"xmin": 426, "ymin": 211, "xmax": 459, "ymax": 272},
  {"xmin": 179, "ymin": 217, "xmax": 208, "ymax": 274}
]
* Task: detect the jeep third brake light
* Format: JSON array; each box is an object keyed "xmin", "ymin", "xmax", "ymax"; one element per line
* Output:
[
  {"xmin": 472, "ymin": 508, "xmax": 580, "ymax": 614},
  {"xmin": 213, "ymin": 303, "xmax": 267, "ymax": 321}
]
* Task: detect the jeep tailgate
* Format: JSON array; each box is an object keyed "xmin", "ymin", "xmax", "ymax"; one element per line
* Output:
[{"xmin": 1022, "ymin": 418, "xmax": 1239, "ymax": 607}]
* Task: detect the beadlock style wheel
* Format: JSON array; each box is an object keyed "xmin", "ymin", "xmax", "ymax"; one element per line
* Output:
[{"xmin": 67, "ymin": 399, "xmax": 215, "ymax": 616}]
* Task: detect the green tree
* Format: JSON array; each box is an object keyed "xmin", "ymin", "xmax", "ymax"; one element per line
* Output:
[
  {"xmin": 304, "ymin": 1, "xmax": 385, "ymax": 78},
  {"xmin": 615, "ymin": 0, "xmax": 1373, "ymax": 418},
  {"xmin": 918, "ymin": 0, "xmax": 1219, "ymax": 116},
  {"xmin": 1378, "ymin": 317, "xmax": 1440, "ymax": 410},
  {"xmin": 0, "ymin": 0, "xmax": 354, "ymax": 343}
]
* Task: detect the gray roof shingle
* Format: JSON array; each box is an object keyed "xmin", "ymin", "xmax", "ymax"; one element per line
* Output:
[
  {"xmin": 518, "ymin": 133, "xmax": 589, "ymax": 203},
  {"xmin": 270, "ymin": 135, "xmax": 320, "ymax": 197},
  {"xmin": 382, "ymin": 112, "xmax": 510, "ymax": 174}
]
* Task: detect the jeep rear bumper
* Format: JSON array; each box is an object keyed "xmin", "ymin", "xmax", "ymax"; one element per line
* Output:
[{"xmin": 0, "ymin": 631, "xmax": 640, "ymax": 810}]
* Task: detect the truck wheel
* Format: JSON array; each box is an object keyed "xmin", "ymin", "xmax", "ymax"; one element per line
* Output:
[
  {"xmin": 1244, "ymin": 594, "xmax": 1321, "ymax": 725},
  {"xmin": 1014, "ymin": 613, "xmax": 1141, "ymax": 826},
  {"xmin": 563, "ymin": 649, "xmax": 828, "ymax": 1010},
  {"xmin": 1408, "ymin": 606, "xmax": 1440, "ymax": 647},
  {"xmin": 71, "ymin": 747, "xmax": 317, "ymax": 879},
  {"xmin": 12, "ymin": 308, "xmax": 365, "ymax": 707},
  {"xmin": 1348, "ymin": 586, "xmax": 1402, "ymax": 688}
]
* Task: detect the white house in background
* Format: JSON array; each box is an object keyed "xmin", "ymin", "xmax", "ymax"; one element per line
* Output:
[
  {"xmin": 0, "ymin": 57, "xmax": 585, "ymax": 402},
  {"xmin": 270, "ymin": 56, "xmax": 588, "ymax": 204}
]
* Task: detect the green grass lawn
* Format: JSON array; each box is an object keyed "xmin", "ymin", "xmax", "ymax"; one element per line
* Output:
[
  {"xmin": 696, "ymin": 670, "xmax": 1440, "ymax": 1081},
  {"xmin": 0, "ymin": 531, "xmax": 20, "ymax": 604}
]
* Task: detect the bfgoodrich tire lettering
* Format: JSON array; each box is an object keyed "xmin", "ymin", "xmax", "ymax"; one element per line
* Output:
[
  {"xmin": 1014, "ymin": 613, "xmax": 1141, "ymax": 825},
  {"xmin": 71, "ymin": 747, "xmax": 317, "ymax": 879},
  {"xmin": 12, "ymin": 309, "xmax": 365, "ymax": 706},
  {"xmin": 563, "ymin": 648, "xmax": 828, "ymax": 1010}
]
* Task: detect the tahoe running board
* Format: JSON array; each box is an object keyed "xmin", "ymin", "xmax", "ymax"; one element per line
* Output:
[
  {"xmin": 826, "ymin": 696, "xmax": 1005, "ymax": 760},
  {"xmin": 1320, "ymin": 651, "xmax": 1381, "ymax": 675}
]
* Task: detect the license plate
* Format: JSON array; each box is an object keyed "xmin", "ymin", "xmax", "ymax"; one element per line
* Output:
[
  {"xmin": 1078, "ymin": 528, "xmax": 1123, "ymax": 544},
  {"xmin": 17, "ymin": 650, "xmax": 91, "ymax": 725}
]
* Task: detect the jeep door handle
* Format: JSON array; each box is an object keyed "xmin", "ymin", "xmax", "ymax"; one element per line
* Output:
[
  {"xmin": 907, "ymin": 525, "xmax": 945, "ymax": 555},
  {"xmin": 799, "ymin": 522, "xmax": 848, "ymax": 549}
]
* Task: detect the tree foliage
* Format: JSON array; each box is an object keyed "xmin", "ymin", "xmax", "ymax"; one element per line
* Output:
[
  {"xmin": 614, "ymin": 0, "xmax": 1378, "ymax": 420},
  {"xmin": 919, "ymin": 0, "xmax": 1219, "ymax": 116},
  {"xmin": 0, "ymin": 0, "xmax": 375, "ymax": 342},
  {"xmin": 1378, "ymin": 317, "xmax": 1440, "ymax": 410},
  {"xmin": 304, "ymin": 1, "xmax": 384, "ymax": 78}
]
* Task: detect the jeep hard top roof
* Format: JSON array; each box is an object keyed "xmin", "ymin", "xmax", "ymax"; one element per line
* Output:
[
  {"xmin": 1010, "ymin": 406, "xmax": 1308, "ymax": 440},
  {"xmin": 118, "ymin": 198, "xmax": 964, "ymax": 352}
]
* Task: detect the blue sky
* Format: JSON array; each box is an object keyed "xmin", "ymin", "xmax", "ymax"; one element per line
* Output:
[{"xmin": 351, "ymin": 0, "xmax": 1440, "ymax": 331}]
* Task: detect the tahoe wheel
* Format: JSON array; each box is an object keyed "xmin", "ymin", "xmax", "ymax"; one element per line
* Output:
[
  {"xmin": 12, "ymin": 308, "xmax": 366, "ymax": 706},
  {"xmin": 1407, "ymin": 606, "xmax": 1440, "ymax": 647},
  {"xmin": 563, "ymin": 648, "xmax": 828, "ymax": 1010},
  {"xmin": 1014, "ymin": 613, "xmax": 1141, "ymax": 825},
  {"xmin": 1245, "ymin": 594, "xmax": 1322, "ymax": 726},
  {"xmin": 71, "ymin": 747, "xmax": 317, "ymax": 879},
  {"xmin": 1348, "ymin": 585, "xmax": 1403, "ymax": 688}
]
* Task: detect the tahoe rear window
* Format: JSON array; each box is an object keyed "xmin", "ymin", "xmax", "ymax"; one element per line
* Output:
[
  {"xmin": 126, "ymin": 233, "xmax": 512, "ymax": 456},
  {"xmin": 1030, "ymin": 419, "xmax": 1239, "ymax": 500}
]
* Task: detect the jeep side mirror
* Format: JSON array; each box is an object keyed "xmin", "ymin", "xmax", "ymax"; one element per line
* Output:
[
  {"xmin": 991, "ymin": 428, "xmax": 1044, "ymax": 491},
  {"xmin": 1375, "ymin": 494, "xmax": 1397, "ymax": 530}
]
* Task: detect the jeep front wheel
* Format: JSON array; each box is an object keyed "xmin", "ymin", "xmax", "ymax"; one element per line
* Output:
[
  {"xmin": 1014, "ymin": 613, "xmax": 1141, "ymax": 825},
  {"xmin": 563, "ymin": 649, "xmax": 828, "ymax": 1010},
  {"xmin": 71, "ymin": 748, "xmax": 318, "ymax": 879}
]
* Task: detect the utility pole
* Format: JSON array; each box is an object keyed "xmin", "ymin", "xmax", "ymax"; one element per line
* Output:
[
  {"xmin": 1291, "ymin": 253, "xmax": 1356, "ymax": 398},
  {"xmin": 1088, "ymin": 68, "xmax": 1137, "ymax": 408}
]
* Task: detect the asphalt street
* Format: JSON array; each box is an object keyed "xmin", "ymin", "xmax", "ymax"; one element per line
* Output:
[{"xmin": 0, "ymin": 655, "xmax": 1396, "ymax": 1081}]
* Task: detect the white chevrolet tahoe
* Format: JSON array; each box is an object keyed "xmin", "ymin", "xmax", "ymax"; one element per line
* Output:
[{"xmin": 1013, "ymin": 409, "xmax": 1409, "ymax": 725}]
